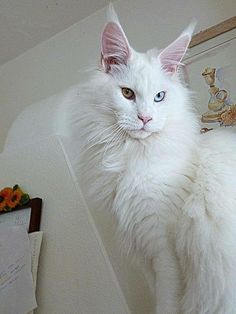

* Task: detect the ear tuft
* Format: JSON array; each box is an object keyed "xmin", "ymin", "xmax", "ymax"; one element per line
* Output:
[
  {"xmin": 159, "ymin": 21, "xmax": 196, "ymax": 74},
  {"xmin": 106, "ymin": 3, "xmax": 120, "ymax": 24}
]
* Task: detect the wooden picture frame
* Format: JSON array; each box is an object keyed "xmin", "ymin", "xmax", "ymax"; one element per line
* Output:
[
  {"xmin": 0, "ymin": 198, "xmax": 42, "ymax": 233},
  {"xmin": 190, "ymin": 16, "xmax": 236, "ymax": 48}
]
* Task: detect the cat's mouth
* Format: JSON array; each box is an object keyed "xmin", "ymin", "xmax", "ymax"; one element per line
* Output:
[{"xmin": 128, "ymin": 128, "xmax": 152, "ymax": 139}]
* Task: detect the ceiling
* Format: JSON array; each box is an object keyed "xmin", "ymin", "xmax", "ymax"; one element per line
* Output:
[{"xmin": 0, "ymin": 0, "xmax": 110, "ymax": 66}]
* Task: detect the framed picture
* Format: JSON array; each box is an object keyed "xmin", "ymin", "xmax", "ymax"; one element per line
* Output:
[{"xmin": 0, "ymin": 198, "xmax": 42, "ymax": 233}]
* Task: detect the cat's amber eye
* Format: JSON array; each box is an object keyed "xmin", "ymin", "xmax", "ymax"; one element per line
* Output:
[{"xmin": 121, "ymin": 87, "xmax": 135, "ymax": 100}]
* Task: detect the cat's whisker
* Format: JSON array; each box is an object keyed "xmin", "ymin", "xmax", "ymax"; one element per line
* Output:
[
  {"xmin": 87, "ymin": 123, "xmax": 118, "ymax": 144},
  {"xmin": 103, "ymin": 125, "xmax": 124, "ymax": 148},
  {"xmin": 85, "ymin": 124, "xmax": 122, "ymax": 152},
  {"xmin": 111, "ymin": 128, "xmax": 126, "ymax": 147},
  {"xmin": 102, "ymin": 126, "xmax": 126, "ymax": 155},
  {"xmin": 99, "ymin": 129, "xmax": 124, "ymax": 149},
  {"xmin": 93, "ymin": 104, "xmax": 118, "ymax": 115}
]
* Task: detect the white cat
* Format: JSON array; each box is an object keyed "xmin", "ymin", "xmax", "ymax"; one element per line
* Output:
[{"xmin": 72, "ymin": 7, "xmax": 236, "ymax": 314}]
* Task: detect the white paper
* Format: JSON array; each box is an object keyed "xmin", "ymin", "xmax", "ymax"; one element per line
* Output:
[
  {"xmin": 0, "ymin": 226, "xmax": 37, "ymax": 314},
  {"xmin": 29, "ymin": 231, "xmax": 43, "ymax": 289},
  {"xmin": 27, "ymin": 232, "xmax": 43, "ymax": 314},
  {"xmin": 0, "ymin": 208, "xmax": 31, "ymax": 230}
]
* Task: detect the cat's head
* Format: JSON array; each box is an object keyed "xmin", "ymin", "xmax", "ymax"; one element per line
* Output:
[{"xmin": 99, "ymin": 5, "xmax": 195, "ymax": 140}]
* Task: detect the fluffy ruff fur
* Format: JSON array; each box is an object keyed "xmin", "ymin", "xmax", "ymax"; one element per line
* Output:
[{"xmin": 67, "ymin": 12, "xmax": 236, "ymax": 314}]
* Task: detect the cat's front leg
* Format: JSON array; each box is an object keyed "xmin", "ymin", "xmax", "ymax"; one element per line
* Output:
[
  {"xmin": 153, "ymin": 245, "xmax": 182, "ymax": 314},
  {"xmin": 136, "ymin": 254, "xmax": 156, "ymax": 296}
]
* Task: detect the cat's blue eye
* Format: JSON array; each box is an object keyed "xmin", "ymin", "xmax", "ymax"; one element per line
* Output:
[{"xmin": 154, "ymin": 91, "xmax": 166, "ymax": 103}]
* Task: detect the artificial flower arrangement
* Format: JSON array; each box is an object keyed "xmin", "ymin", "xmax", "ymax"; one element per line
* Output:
[{"xmin": 0, "ymin": 185, "xmax": 30, "ymax": 212}]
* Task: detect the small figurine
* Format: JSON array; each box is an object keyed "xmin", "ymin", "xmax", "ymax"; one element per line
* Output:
[
  {"xmin": 201, "ymin": 67, "xmax": 230, "ymax": 123},
  {"xmin": 200, "ymin": 127, "xmax": 214, "ymax": 134},
  {"xmin": 221, "ymin": 105, "xmax": 236, "ymax": 126}
]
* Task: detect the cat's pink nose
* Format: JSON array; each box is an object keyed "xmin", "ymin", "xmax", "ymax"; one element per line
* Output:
[{"xmin": 138, "ymin": 115, "xmax": 152, "ymax": 125}]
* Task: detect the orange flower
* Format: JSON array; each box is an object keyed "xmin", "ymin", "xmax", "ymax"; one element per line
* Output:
[
  {"xmin": 6, "ymin": 188, "xmax": 23, "ymax": 209},
  {"xmin": 0, "ymin": 187, "xmax": 13, "ymax": 199},
  {"xmin": 0, "ymin": 187, "xmax": 13, "ymax": 211},
  {"xmin": 0, "ymin": 198, "xmax": 6, "ymax": 211}
]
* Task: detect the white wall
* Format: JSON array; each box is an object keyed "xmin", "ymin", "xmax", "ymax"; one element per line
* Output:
[{"xmin": 0, "ymin": 1, "xmax": 235, "ymax": 313}]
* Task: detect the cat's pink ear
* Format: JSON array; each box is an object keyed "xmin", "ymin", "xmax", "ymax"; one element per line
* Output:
[
  {"xmin": 101, "ymin": 21, "xmax": 131, "ymax": 72},
  {"xmin": 159, "ymin": 23, "xmax": 195, "ymax": 74}
]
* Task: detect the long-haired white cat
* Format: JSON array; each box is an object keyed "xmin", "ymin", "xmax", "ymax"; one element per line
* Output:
[{"xmin": 73, "ymin": 6, "xmax": 236, "ymax": 314}]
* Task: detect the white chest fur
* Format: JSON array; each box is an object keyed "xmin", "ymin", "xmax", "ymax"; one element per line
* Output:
[{"xmin": 109, "ymin": 139, "xmax": 195, "ymax": 258}]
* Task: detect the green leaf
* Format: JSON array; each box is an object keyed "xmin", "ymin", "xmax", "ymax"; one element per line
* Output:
[
  {"xmin": 13, "ymin": 184, "xmax": 19, "ymax": 191},
  {"xmin": 20, "ymin": 194, "xmax": 30, "ymax": 205}
]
